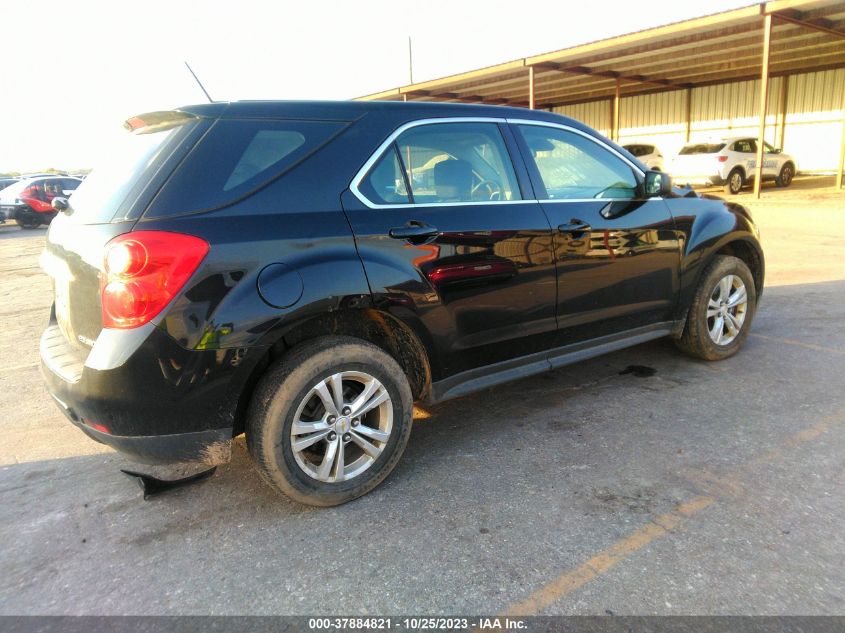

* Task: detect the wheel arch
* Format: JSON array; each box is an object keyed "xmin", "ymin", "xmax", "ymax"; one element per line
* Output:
[
  {"xmin": 714, "ymin": 238, "xmax": 764, "ymax": 298},
  {"xmin": 231, "ymin": 308, "xmax": 433, "ymax": 436},
  {"xmin": 675, "ymin": 223, "xmax": 765, "ymax": 335}
]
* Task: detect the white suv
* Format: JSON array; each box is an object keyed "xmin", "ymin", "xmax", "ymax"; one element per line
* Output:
[
  {"xmin": 622, "ymin": 143, "xmax": 664, "ymax": 171},
  {"xmin": 671, "ymin": 137, "xmax": 797, "ymax": 195}
]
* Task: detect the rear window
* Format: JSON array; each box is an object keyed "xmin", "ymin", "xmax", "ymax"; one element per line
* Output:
[
  {"xmin": 65, "ymin": 112, "xmax": 199, "ymax": 223},
  {"xmin": 679, "ymin": 143, "xmax": 726, "ymax": 155},
  {"xmin": 623, "ymin": 144, "xmax": 653, "ymax": 157},
  {"xmin": 146, "ymin": 119, "xmax": 346, "ymax": 217}
]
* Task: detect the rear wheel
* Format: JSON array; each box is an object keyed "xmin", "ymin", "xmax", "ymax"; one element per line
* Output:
[
  {"xmin": 675, "ymin": 255, "xmax": 757, "ymax": 361},
  {"xmin": 776, "ymin": 163, "xmax": 794, "ymax": 187},
  {"xmin": 724, "ymin": 168, "xmax": 744, "ymax": 195},
  {"xmin": 15, "ymin": 208, "xmax": 42, "ymax": 230},
  {"xmin": 246, "ymin": 336, "xmax": 413, "ymax": 506}
]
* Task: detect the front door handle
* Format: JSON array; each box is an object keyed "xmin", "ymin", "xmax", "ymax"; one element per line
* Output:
[
  {"xmin": 389, "ymin": 222, "xmax": 440, "ymax": 241},
  {"xmin": 557, "ymin": 219, "xmax": 591, "ymax": 234}
]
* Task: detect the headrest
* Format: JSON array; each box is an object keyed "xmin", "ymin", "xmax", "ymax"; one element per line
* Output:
[{"xmin": 434, "ymin": 159, "xmax": 472, "ymax": 201}]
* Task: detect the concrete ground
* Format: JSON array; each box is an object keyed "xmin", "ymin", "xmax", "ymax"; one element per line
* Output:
[{"xmin": 0, "ymin": 178, "xmax": 843, "ymax": 615}]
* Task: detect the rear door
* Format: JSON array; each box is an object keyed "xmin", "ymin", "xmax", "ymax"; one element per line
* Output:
[
  {"xmin": 343, "ymin": 118, "xmax": 557, "ymax": 378},
  {"xmin": 731, "ymin": 139, "xmax": 757, "ymax": 176},
  {"xmin": 510, "ymin": 121, "xmax": 680, "ymax": 346}
]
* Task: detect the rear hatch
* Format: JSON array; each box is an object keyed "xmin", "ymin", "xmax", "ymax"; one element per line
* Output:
[
  {"xmin": 671, "ymin": 142, "xmax": 726, "ymax": 178},
  {"xmin": 41, "ymin": 111, "xmax": 207, "ymax": 353}
]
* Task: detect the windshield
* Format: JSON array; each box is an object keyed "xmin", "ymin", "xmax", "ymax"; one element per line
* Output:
[
  {"xmin": 66, "ymin": 113, "xmax": 198, "ymax": 223},
  {"xmin": 679, "ymin": 143, "xmax": 726, "ymax": 155}
]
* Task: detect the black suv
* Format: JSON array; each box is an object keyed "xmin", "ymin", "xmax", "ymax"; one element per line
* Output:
[{"xmin": 40, "ymin": 101, "xmax": 764, "ymax": 506}]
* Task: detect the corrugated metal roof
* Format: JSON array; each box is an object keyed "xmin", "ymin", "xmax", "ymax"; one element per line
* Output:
[{"xmin": 357, "ymin": 0, "xmax": 845, "ymax": 110}]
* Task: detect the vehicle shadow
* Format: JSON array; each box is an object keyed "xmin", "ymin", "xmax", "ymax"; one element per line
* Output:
[{"xmin": 0, "ymin": 224, "xmax": 46, "ymax": 240}]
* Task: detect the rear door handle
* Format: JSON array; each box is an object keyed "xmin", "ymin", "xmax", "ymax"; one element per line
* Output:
[
  {"xmin": 557, "ymin": 219, "xmax": 591, "ymax": 234},
  {"xmin": 389, "ymin": 222, "xmax": 440, "ymax": 241}
]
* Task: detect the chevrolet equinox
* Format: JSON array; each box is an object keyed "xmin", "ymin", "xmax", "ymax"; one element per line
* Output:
[{"xmin": 40, "ymin": 101, "xmax": 764, "ymax": 506}]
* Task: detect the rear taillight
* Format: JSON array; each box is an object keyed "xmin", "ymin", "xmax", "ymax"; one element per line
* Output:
[
  {"xmin": 717, "ymin": 156, "xmax": 729, "ymax": 162},
  {"xmin": 100, "ymin": 231, "xmax": 209, "ymax": 329}
]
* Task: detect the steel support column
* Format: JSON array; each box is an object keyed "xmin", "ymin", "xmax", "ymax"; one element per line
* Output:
[
  {"xmin": 776, "ymin": 75, "xmax": 789, "ymax": 150},
  {"xmin": 529, "ymin": 66, "xmax": 535, "ymax": 110},
  {"xmin": 684, "ymin": 88, "xmax": 692, "ymax": 142},
  {"xmin": 838, "ymin": 74, "xmax": 845, "ymax": 189},
  {"xmin": 754, "ymin": 14, "xmax": 772, "ymax": 199},
  {"xmin": 612, "ymin": 79, "xmax": 621, "ymax": 142}
]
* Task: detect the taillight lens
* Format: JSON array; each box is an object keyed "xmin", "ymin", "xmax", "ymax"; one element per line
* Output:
[
  {"xmin": 100, "ymin": 231, "xmax": 209, "ymax": 329},
  {"xmin": 717, "ymin": 155, "xmax": 729, "ymax": 162}
]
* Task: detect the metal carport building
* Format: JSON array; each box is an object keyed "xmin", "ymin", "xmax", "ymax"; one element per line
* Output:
[{"xmin": 357, "ymin": 0, "xmax": 845, "ymax": 197}]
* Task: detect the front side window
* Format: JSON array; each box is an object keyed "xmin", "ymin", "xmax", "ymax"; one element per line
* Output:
[
  {"xmin": 387, "ymin": 122, "xmax": 521, "ymax": 204},
  {"xmin": 517, "ymin": 125, "xmax": 638, "ymax": 200},
  {"xmin": 732, "ymin": 140, "xmax": 756, "ymax": 153}
]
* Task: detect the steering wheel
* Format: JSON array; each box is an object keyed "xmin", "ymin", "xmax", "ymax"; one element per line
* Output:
[{"xmin": 471, "ymin": 180, "xmax": 502, "ymax": 201}]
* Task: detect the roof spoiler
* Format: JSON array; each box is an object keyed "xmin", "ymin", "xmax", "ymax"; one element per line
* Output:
[{"xmin": 123, "ymin": 110, "xmax": 199, "ymax": 135}]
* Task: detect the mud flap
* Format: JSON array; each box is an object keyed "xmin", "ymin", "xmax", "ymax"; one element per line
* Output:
[{"xmin": 121, "ymin": 466, "xmax": 217, "ymax": 500}]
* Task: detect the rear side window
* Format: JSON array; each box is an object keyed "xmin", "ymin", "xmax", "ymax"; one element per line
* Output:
[
  {"xmin": 393, "ymin": 122, "xmax": 521, "ymax": 204},
  {"xmin": 147, "ymin": 119, "xmax": 346, "ymax": 217},
  {"xmin": 624, "ymin": 144, "xmax": 652, "ymax": 157},
  {"xmin": 679, "ymin": 143, "xmax": 726, "ymax": 155}
]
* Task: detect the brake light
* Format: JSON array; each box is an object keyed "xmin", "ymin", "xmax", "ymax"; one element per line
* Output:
[
  {"xmin": 717, "ymin": 156, "xmax": 729, "ymax": 162},
  {"xmin": 100, "ymin": 231, "xmax": 209, "ymax": 329}
]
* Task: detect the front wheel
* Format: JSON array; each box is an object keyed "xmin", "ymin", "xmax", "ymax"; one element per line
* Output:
[
  {"xmin": 246, "ymin": 336, "xmax": 413, "ymax": 506},
  {"xmin": 724, "ymin": 169, "xmax": 744, "ymax": 195},
  {"xmin": 675, "ymin": 255, "xmax": 757, "ymax": 361},
  {"xmin": 776, "ymin": 163, "xmax": 794, "ymax": 187}
]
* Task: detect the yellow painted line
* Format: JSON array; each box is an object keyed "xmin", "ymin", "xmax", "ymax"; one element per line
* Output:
[
  {"xmin": 502, "ymin": 496, "xmax": 714, "ymax": 616},
  {"xmin": 751, "ymin": 333, "xmax": 845, "ymax": 357},
  {"xmin": 499, "ymin": 408, "xmax": 843, "ymax": 616}
]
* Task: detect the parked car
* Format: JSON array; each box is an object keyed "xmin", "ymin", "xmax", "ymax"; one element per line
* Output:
[
  {"xmin": 622, "ymin": 142, "xmax": 664, "ymax": 171},
  {"xmin": 670, "ymin": 137, "xmax": 796, "ymax": 194},
  {"xmin": 40, "ymin": 102, "xmax": 764, "ymax": 506},
  {"xmin": 0, "ymin": 176, "xmax": 82, "ymax": 228}
]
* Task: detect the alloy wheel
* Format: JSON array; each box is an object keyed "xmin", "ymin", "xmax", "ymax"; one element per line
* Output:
[
  {"xmin": 730, "ymin": 172, "xmax": 743, "ymax": 193},
  {"xmin": 706, "ymin": 274, "xmax": 748, "ymax": 345},
  {"xmin": 290, "ymin": 371, "xmax": 393, "ymax": 483}
]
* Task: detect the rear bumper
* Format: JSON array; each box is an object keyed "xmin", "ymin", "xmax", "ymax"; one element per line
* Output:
[
  {"xmin": 41, "ymin": 319, "xmax": 265, "ymax": 466},
  {"xmin": 51, "ymin": 390, "xmax": 232, "ymax": 464}
]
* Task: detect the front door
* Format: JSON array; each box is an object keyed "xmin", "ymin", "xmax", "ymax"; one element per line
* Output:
[
  {"xmin": 510, "ymin": 122, "xmax": 680, "ymax": 346},
  {"xmin": 343, "ymin": 120, "xmax": 557, "ymax": 378}
]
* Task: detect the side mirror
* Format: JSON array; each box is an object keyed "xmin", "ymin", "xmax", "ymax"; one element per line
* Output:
[
  {"xmin": 643, "ymin": 170, "xmax": 672, "ymax": 197},
  {"xmin": 772, "ymin": 148, "xmax": 782, "ymax": 154},
  {"xmin": 51, "ymin": 196, "xmax": 69, "ymax": 212}
]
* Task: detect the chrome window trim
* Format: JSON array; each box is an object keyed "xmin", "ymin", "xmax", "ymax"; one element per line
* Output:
[
  {"xmin": 350, "ymin": 117, "xmax": 518, "ymax": 210},
  {"xmin": 349, "ymin": 116, "xmax": 654, "ymax": 209}
]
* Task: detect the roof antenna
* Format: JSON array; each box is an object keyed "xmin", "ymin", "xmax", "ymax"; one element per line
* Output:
[{"xmin": 184, "ymin": 61, "xmax": 213, "ymax": 103}]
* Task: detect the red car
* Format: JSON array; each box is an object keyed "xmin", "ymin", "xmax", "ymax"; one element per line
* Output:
[{"xmin": 0, "ymin": 176, "xmax": 81, "ymax": 229}]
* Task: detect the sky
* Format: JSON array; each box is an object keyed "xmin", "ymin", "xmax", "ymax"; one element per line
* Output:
[{"xmin": 1, "ymin": 0, "xmax": 754, "ymax": 172}]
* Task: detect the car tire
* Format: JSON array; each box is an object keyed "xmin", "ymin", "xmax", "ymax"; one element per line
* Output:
[
  {"xmin": 724, "ymin": 168, "xmax": 744, "ymax": 195},
  {"xmin": 15, "ymin": 208, "xmax": 42, "ymax": 230},
  {"xmin": 246, "ymin": 335, "xmax": 413, "ymax": 506},
  {"xmin": 776, "ymin": 163, "xmax": 794, "ymax": 187},
  {"xmin": 675, "ymin": 255, "xmax": 757, "ymax": 361}
]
